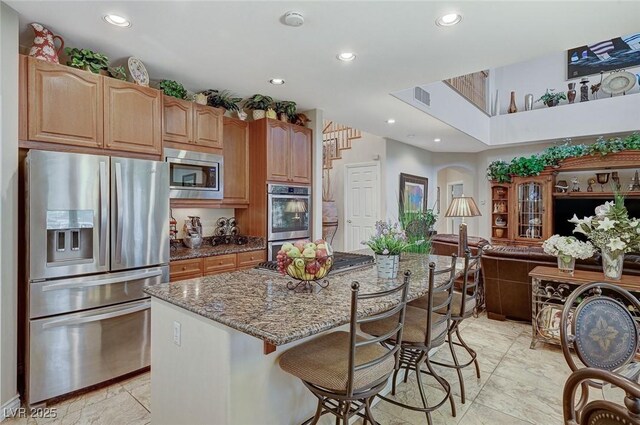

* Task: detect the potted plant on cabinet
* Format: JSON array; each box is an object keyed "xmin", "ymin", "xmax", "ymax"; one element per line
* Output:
[
  {"xmin": 536, "ymin": 89, "xmax": 567, "ymax": 107},
  {"xmin": 159, "ymin": 79, "xmax": 187, "ymax": 100},
  {"xmin": 273, "ymin": 101, "xmax": 297, "ymax": 122},
  {"xmin": 65, "ymin": 47, "xmax": 109, "ymax": 75},
  {"xmin": 204, "ymin": 90, "xmax": 243, "ymax": 114},
  {"xmin": 108, "ymin": 65, "xmax": 127, "ymax": 81},
  {"xmin": 244, "ymin": 94, "xmax": 274, "ymax": 120}
]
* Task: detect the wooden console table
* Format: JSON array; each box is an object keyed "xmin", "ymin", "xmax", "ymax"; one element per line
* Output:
[{"xmin": 529, "ymin": 266, "xmax": 640, "ymax": 349}]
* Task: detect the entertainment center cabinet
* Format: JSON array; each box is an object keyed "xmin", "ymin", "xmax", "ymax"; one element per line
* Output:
[{"xmin": 489, "ymin": 150, "xmax": 640, "ymax": 246}]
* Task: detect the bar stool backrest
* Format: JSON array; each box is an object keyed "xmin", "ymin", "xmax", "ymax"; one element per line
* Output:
[
  {"xmin": 346, "ymin": 270, "xmax": 412, "ymax": 397},
  {"xmin": 458, "ymin": 247, "xmax": 483, "ymax": 319},
  {"xmin": 423, "ymin": 255, "xmax": 458, "ymax": 348}
]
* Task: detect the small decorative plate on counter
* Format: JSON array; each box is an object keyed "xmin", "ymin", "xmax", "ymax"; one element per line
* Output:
[{"xmin": 128, "ymin": 57, "xmax": 149, "ymax": 87}]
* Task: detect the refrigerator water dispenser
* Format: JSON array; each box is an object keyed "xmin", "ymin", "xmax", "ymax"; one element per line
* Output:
[{"xmin": 46, "ymin": 210, "xmax": 94, "ymax": 264}]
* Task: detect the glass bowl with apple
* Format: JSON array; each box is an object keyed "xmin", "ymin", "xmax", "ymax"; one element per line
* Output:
[{"xmin": 276, "ymin": 239, "xmax": 334, "ymax": 290}]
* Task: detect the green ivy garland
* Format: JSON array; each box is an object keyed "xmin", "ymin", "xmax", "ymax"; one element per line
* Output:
[{"xmin": 487, "ymin": 133, "xmax": 640, "ymax": 183}]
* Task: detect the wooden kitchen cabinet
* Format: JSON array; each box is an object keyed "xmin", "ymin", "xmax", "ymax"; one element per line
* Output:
[
  {"xmin": 27, "ymin": 57, "xmax": 103, "ymax": 148},
  {"xmin": 169, "ymin": 258, "xmax": 203, "ymax": 282},
  {"xmin": 162, "ymin": 96, "xmax": 192, "ymax": 144},
  {"xmin": 169, "ymin": 249, "xmax": 266, "ymax": 282},
  {"xmin": 194, "ymin": 104, "xmax": 223, "ymax": 149},
  {"xmin": 161, "ymin": 95, "xmax": 223, "ymax": 152},
  {"xmin": 223, "ymin": 117, "xmax": 249, "ymax": 204},
  {"xmin": 289, "ymin": 125, "xmax": 312, "ymax": 184},
  {"xmin": 266, "ymin": 120, "xmax": 291, "ymax": 182},
  {"xmin": 103, "ymin": 78, "xmax": 161, "ymax": 155}
]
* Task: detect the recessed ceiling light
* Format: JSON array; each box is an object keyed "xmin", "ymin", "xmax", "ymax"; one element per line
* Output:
[
  {"xmin": 269, "ymin": 78, "xmax": 285, "ymax": 85},
  {"xmin": 386, "ymin": 119, "xmax": 396, "ymax": 124},
  {"xmin": 337, "ymin": 52, "xmax": 356, "ymax": 62},
  {"xmin": 103, "ymin": 14, "xmax": 131, "ymax": 27},
  {"xmin": 436, "ymin": 13, "xmax": 462, "ymax": 27},
  {"xmin": 434, "ymin": 138, "xmax": 441, "ymax": 142}
]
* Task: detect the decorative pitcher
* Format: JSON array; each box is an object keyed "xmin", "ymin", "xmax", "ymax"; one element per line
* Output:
[{"xmin": 28, "ymin": 23, "xmax": 64, "ymax": 64}]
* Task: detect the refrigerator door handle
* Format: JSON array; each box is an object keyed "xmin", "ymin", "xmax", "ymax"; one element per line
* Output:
[
  {"xmin": 41, "ymin": 300, "xmax": 150, "ymax": 329},
  {"xmin": 115, "ymin": 161, "xmax": 124, "ymax": 264},
  {"xmin": 99, "ymin": 161, "xmax": 108, "ymax": 267},
  {"xmin": 41, "ymin": 268, "xmax": 164, "ymax": 292}
]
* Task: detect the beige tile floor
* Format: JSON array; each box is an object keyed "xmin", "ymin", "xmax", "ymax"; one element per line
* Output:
[{"xmin": 4, "ymin": 313, "xmax": 623, "ymax": 424}]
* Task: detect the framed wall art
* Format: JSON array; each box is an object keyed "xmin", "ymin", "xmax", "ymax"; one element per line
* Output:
[{"xmin": 399, "ymin": 173, "xmax": 428, "ymax": 215}]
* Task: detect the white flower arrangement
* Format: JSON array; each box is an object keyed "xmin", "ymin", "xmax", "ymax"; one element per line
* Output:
[
  {"xmin": 570, "ymin": 194, "xmax": 640, "ymax": 257},
  {"xmin": 542, "ymin": 235, "xmax": 595, "ymax": 261}
]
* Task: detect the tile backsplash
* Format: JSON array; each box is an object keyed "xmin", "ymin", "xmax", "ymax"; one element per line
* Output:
[{"xmin": 172, "ymin": 208, "xmax": 236, "ymax": 239}]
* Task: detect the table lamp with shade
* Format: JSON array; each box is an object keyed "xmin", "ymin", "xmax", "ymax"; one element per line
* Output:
[
  {"xmin": 285, "ymin": 199, "xmax": 308, "ymax": 220},
  {"xmin": 444, "ymin": 195, "xmax": 481, "ymax": 256}
]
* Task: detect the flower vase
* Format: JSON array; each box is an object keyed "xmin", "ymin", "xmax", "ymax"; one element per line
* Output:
[
  {"xmin": 557, "ymin": 255, "xmax": 575, "ymax": 275},
  {"xmin": 376, "ymin": 254, "xmax": 399, "ymax": 279},
  {"xmin": 602, "ymin": 249, "xmax": 624, "ymax": 280},
  {"xmin": 508, "ymin": 91, "xmax": 518, "ymax": 113}
]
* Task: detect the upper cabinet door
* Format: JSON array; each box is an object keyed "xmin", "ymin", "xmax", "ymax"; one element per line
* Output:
[
  {"xmin": 103, "ymin": 79, "xmax": 161, "ymax": 155},
  {"xmin": 28, "ymin": 58, "xmax": 103, "ymax": 148},
  {"xmin": 266, "ymin": 120, "xmax": 291, "ymax": 182},
  {"xmin": 223, "ymin": 118, "xmax": 249, "ymax": 203},
  {"xmin": 289, "ymin": 126, "xmax": 312, "ymax": 185},
  {"xmin": 162, "ymin": 96, "xmax": 192, "ymax": 144},
  {"xmin": 193, "ymin": 105, "xmax": 223, "ymax": 149}
]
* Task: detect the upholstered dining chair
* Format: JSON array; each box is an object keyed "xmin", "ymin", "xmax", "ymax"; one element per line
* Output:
[
  {"xmin": 560, "ymin": 282, "xmax": 640, "ymax": 413},
  {"xmin": 563, "ymin": 367, "xmax": 640, "ymax": 425},
  {"xmin": 360, "ymin": 257, "xmax": 459, "ymax": 425},
  {"xmin": 410, "ymin": 248, "xmax": 483, "ymax": 405},
  {"xmin": 279, "ymin": 271, "xmax": 411, "ymax": 425}
]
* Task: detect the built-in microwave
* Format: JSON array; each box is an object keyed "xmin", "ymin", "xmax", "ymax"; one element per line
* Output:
[{"xmin": 164, "ymin": 148, "xmax": 223, "ymax": 199}]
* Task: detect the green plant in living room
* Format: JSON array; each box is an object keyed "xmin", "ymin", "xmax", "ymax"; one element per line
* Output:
[
  {"xmin": 536, "ymin": 89, "xmax": 567, "ymax": 107},
  {"xmin": 273, "ymin": 101, "xmax": 297, "ymax": 122},
  {"xmin": 486, "ymin": 133, "xmax": 640, "ymax": 182},
  {"xmin": 399, "ymin": 209, "xmax": 437, "ymax": 254},
  {"xmin": 205, "ymin": 90, "xmax": 243, "ymax": 112},
  {"xmin": 65, "ymin": 47, "xmax": 109, "ymax": 74},
  {"xmin": 108, "ymin": 65, "xmax": 127, "ymax": 81},
  {"xmin": 159, "ymin": 79, "xmax": 187, "ymax": 100}
]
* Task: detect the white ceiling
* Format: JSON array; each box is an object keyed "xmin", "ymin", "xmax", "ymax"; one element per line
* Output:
[{"xmin": 8, "ymin": 1, "xmax": 640, "ymax": 153}]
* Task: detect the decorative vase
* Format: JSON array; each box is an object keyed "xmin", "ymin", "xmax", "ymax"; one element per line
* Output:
[
  {"xmin": 28, "ymin": 22, "xmax": 64, "ymax": 64},
  {"xmin": 252, "ymin": 110, "xmax": 266, "ymax": 120},
  {"xmin": 266, "ymin": 108, "xmax": 277, "ymax": 119},
  {"xmin": 557, "ymin": 255, "xmax": 576, "ymax": 275},
  {"xmin": 508, "ymin": 91, "xmax": 518, "ymax": 113},
  {"xmin": 602, "ymin": 249, "xmax": 624, "ymax": 280},
  {"xmin": 567, "ymin": 83, "xmax": 577, "ymax": 104},
  {"xmin": 237, "ymin": 108, "xmax": 248, "ymax": 121},
  {"xmin": 494, "ymin": 228, "xmax": 504, "ymax": 238},
  {"xmin": 376, "ymin": 254, "xmax": 399, "ymax": 279},
  {"xmin": 524, "ymin": 94, "xmax": 533, "ymax": 111},
  {"xmin": 580, "ymin": 78, "xmax": 589, "ymax": 102},
  {"xmin": 194, "ymin": 93, "xmax": 207, "ymax": 105}
]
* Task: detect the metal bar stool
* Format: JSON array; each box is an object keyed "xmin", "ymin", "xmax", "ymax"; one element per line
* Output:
[
  {"xmin": 360, "ymin": 256, "xmax": 458, "ymax": 425},
  {"xmin": 279, "ymin": 271, "xmax": 412, "ymax": 425},
  {"xmin": 410, "ymin": 248, "xmax": 483, "ymax": 404}
]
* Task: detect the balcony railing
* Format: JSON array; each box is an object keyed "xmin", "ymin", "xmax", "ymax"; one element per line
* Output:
[{"xmin": 444, "ymin": 70, "xmax": 489, "ymax": 114}]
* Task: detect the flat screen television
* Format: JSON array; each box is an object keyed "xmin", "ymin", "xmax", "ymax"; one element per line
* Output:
[{"xmin": 554, "ymin": 197, "xmax": 640, "ymax": 240}]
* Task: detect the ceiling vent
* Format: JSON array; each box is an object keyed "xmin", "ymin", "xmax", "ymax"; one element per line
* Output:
[{"xmin": 414, "ymin": 87, "xmax": 430, "ymax": 107}]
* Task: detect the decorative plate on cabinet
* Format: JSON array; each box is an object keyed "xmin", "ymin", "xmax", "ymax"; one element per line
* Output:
[
  {"xmin": 127, "ymin": 57, "xmax": 149, "ymax": 87},
  {"xmin": 601, "ymin": 71, "xmax": 636, "ymax": 95}
]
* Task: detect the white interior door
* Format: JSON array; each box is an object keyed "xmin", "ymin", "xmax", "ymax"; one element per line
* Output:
[
  {"xmin": 448, "ymin": 183, "xmax": 464, "ymax": 233},
  {"xmin": 344, "ymin": 163, "xmax": 381, "ymax": 251}
]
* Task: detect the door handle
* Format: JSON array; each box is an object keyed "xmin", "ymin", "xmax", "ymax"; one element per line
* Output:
[
  {"xmin": 41, "ymin": 268, "xmax": 163, "ymax": 292},
  {"xmin": 42, "ymin": 300, "xmax": 150, "ymax": 329},
  {"xmin": 115, "ymin": 162, "xmax": 124, "ymax": 264},
  {"xmin": 99, "ymin": 161, "xmax": 108, "ymax": 266}
]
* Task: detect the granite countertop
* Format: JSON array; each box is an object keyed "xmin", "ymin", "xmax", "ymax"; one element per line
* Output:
[
  {"xmin": 170, "ymin": 236, "xmax": 266, "ymax": 261},
  {"xmin": 145, "ymin": 252, "xmax": 464, "ymax": 346}
]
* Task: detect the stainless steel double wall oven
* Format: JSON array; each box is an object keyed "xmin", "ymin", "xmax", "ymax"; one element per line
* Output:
[{"xmin": 267, "ymin": 184, "xmax": 311, "ymax": 261}]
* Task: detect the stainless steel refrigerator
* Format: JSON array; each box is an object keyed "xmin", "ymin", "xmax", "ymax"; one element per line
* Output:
[{"xmin": 25, "ymin": 150, "xmax": 169, "ymax": 405}]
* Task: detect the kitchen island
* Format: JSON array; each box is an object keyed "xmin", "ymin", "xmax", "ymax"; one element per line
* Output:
[{"xmin": 144, "ymin": 253, "xmax": 462, "ymax": 425}]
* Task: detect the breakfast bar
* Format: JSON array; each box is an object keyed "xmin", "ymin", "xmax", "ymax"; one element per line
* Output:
[{"xmin": 144, "ymin": 254, "xmax": 462, "ymax": 425}]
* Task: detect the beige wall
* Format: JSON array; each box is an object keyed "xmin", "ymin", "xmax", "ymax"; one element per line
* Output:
[
  {"xmin": 326, "ymin": 131, "xmax": 386, "ymax": 251},
  {"xmin": 0, "ymin": 1, "xmax": 20, "ymax": 414}
]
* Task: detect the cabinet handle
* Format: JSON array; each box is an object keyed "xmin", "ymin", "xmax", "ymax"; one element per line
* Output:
[
  {"xmin": 182, "ymin": 266, "xmax": 187, "ymax": 271},
  {"xmin": 250, "ymin": 256, "xmax": 254, "ymax": 260},
  {"xmin": 219, "ymin": 261, "xmax": 223, "ymax": 265}
]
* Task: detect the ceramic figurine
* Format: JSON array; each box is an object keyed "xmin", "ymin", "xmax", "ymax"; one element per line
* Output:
[
  {"xmin": 266, "ymin": 108, "xmax": 277, "ymax": 119},
  {"xmin": 28, "ymin": 22, "xmax": 64, "ymax": 63},
  {"xmin": 237, "ymin": 108, "xmax": 248, "ymax": 121},
  {"xmin": 587, "ymin": 178, "xmax": 596, "ymax": 192},
  {"xmin": 571, "ymin": 177, "xmax": 580, "ymax": 192}
]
